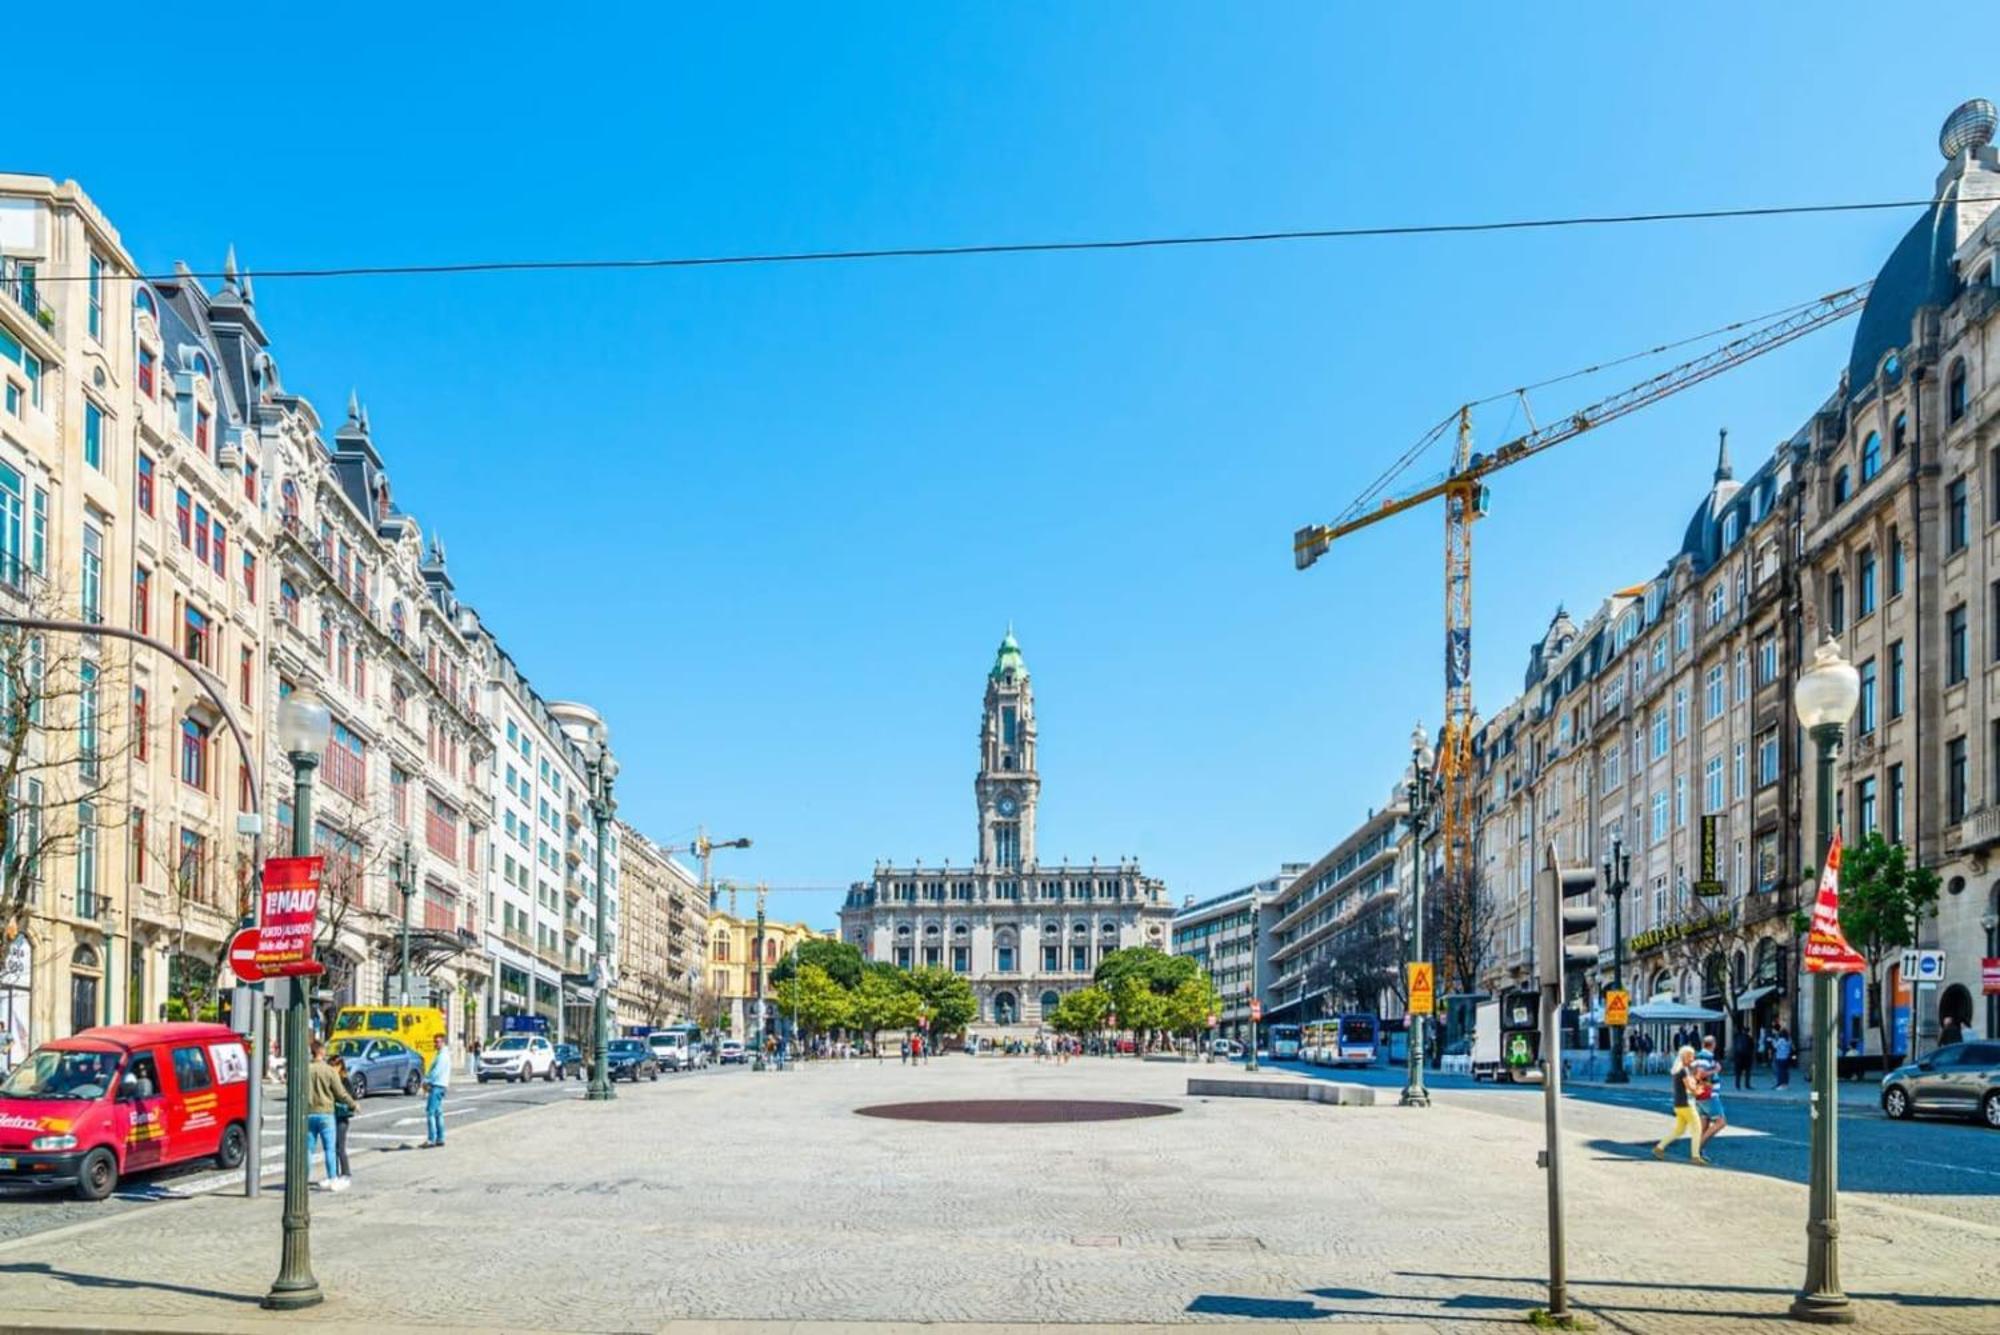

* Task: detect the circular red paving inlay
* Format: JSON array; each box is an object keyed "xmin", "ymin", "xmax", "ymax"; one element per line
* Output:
[{"xmin": 854, "ymin": 1099, "xmax": 1180, "ymax": 1123}]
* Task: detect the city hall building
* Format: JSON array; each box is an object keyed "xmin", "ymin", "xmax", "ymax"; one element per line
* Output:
[{"xmin": 840, "ymin": 631, "xmax": 1174, "ymax": 1035}]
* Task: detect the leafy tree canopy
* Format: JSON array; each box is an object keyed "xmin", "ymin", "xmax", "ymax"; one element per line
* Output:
[
  {"xmin": 771, "ymin": 963, "xmax": 852, "ymax": 1036},
  {"xmin": 770, "ymin": 938, "xmax": 865, "ymax": 990},
  {"xmin": 901, "ymin": 966, "xmax": 978, "ymax": 1036}
]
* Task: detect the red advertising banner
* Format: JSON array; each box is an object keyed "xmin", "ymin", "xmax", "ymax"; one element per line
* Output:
[
  {"xmin": 240, "ymin": 856, "xmax": 326, "ymax": 980},
  {"xmin": 1802, "ymin": 836, "xmax": 1865, "ymax": 975},
  {"xmin": 1983, "ymin": 957, "xmax": 2000, "ymax": 996}
]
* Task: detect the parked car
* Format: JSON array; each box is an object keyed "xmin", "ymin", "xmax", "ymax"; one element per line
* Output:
[
  {"xmin": 327, "ymin": 1036, "xmax": 424, "ymax": 1097},
  {"xmin": 1881, "ymin": 1042, "xmax": 2000, "ymax": 1128},
  {"xmin": 552, "ymin": 1043, "xmax": 584, "ymax": 1080},
  {"xmin": 717, "ymin": 1038, "xmax": 747, "ymax": 1065},
  {"xmin": 0, "ymin": 1022, "xmax": 250, "ymax": 1200},
  {"xmin": 647, "ymin": 1030, "xmax": 698, "ymax": 1071},
  {"xmin": 477, "ymin": 1035, "xmax": 557, "ymax": 1083},
  {"xmin": 605, "ymin": 1039, "xmax": 660, "ymax": 1082}
]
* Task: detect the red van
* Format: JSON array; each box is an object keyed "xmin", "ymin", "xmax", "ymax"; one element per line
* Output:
[{"xmin": 0, "ymin": 1022, "xmax": 250, "ymax": 1200}]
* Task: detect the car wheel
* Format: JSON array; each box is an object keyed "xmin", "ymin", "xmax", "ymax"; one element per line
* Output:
[
  {"xmin": 74, "ymin": 1148, "xmax": 118, "ymax": 1202},
  {"xmin": 350, "ymin": 1072, "xmax": 368, "ymax": 1099},
  {"xmin": 1883, "ymin": 1085, "xmax": 1912, "ymax": 1120},
  {"xmin": 478, "ymin": 1074, "xmax": 489, "ymax": 1084},
  {"xmin": 650, "ymin": 1069, "xmax": 659, "ymax": 1082},
  {"xmin": 1983, "ymin": 1091, "xmax": 2000, "ymax": 1130},
  {"xmin": 545, "ymin": 1064, "xmax": 556, "ymax": 1082},
  {"xmin": 404, "ymin": 1069, "xmax": 421, "ymax": 1097},
  {"xmin": 216, "ymin": 1122, "xmax": 247, "ymax": 1170}
]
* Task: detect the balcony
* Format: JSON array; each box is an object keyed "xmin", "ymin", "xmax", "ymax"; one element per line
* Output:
[
  {"xmin": 0, "ymin": 262, "xmax": 55, "ymax": 337},
  {"xmin": 1954, "ymin": 805, "xmax": 2000, "ymax": 855}
]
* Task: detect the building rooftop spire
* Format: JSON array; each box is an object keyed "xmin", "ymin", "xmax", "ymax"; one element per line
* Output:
[
  {"xmin": 991, "ymin": 625, "xmax": 1026, "ymax": 681},
  {"xmin": 1714, "ymin": 427, "xmax": 1732, "ymax": 483}
]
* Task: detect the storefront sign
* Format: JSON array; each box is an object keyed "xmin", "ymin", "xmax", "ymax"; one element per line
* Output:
[{"xmin": 1694, "ymin": 816, "xmax": 1725, "ymax": 896}]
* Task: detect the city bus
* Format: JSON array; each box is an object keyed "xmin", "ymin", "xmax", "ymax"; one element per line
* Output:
[
  {"xmin": 1267, "ymin": 1024, "xmax": 1303, "ymax": 1061},
  {"xmin": 1304, "ymin": 1014, "xmax": 1381, "ymax": 1067}
]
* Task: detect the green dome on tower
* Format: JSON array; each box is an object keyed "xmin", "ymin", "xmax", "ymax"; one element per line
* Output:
[{"xmin": 991, "ymin": 625, "xmax": 1026, "ymax": 680}]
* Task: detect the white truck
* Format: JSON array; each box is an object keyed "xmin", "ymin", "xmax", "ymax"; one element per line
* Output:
[{"xmin": 1471, "ymin": 999, "xmax": 1505, "ymax": 1082}]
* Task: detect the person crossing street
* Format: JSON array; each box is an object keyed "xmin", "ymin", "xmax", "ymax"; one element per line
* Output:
[{"xmin": 422, "ymin": 1032, "xmax": 452, "ymax": 1148}]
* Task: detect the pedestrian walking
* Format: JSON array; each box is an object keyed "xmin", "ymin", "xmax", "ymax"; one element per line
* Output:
[
  {"xmin": 1941, "ymin": 1013, "xmax": 1966, "ymax": 1048},
  {"xmin": 328, "ymin": 1053, "xmax": 357, "ymax": 1182},
  {"xmin": 1694, "ymin": 1039, "xmax": 1729, "ymax": 1153},
  {"xmin": 1772, "ymin": 1028, "xmax": 1793, "ymax": 1088},
  {"xmin": 1731, "ymin": 1026, "xmax": 1755, "ymax": 1090},
  {"xmin": 305, "ymin": 1039, "xmax": 355, "ymax": 1190},
  {"xmin": 1651, "ymin": 1045, "xmax": 1707, "ymax": 1164},
  {"xmin": 421, "ymin": 1032, "xmax": 451, "ymax": 1148}
]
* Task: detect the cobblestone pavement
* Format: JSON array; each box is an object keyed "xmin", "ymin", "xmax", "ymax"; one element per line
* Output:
[{"xmin": 0, "ymin": 1056, "xmax": 1994, "ymax": 1334}]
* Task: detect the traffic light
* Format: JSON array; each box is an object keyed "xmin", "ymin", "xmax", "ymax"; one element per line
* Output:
[{"xmin": 1537, "ymin": 841, "xmax": 1600, "ymax": 1001}]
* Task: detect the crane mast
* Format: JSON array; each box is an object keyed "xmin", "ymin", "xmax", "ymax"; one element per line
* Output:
[{"xmin": 1295, "ymin": 282, "xmax": 1871, "ymax": 905}]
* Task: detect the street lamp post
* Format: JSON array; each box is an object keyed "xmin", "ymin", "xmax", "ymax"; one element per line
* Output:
[
  {"xmin": 263, "ymin": 685, "xmax": 331, "ymax": 1312},
  {"xmin": 395, "ymin": 838, "xmax": 415, "ymax": 1007},
  {"xmin": 1245, "ymin": 897, "xmax": 1260, "ymax": 1073},
  {"xmin": 1791, "ymin": 637, "xmax": 1860, "ymax": 1326},
  {"xmin": 1402, "ymin": 724, "xmax": 1435, "ymax": 1108},
  {"xmin": 585, "ymin": 747, "xmax": 619, "ymax": 1103},
  {"xmin": 1604, "ymin": 836, "xmax": 1632, "ymax": 1084}
]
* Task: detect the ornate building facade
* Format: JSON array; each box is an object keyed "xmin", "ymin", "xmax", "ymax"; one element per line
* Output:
[{"xmin": 839, "ymin": 631, "xmax": 1173, "ymax": 1034}]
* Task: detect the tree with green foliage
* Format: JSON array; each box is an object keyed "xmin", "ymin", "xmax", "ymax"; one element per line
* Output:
[
  {"xmin": 901, "ymin": 966, "xmax": 978, "ymax": 1039},
  {"xmin": 1047, "ymin": 985, "xmax": 1112, "ymax": 1035},
  {"xmin": 1096, "ymin": 947, "xmax": 1208, "ymax": 1050},
  {"xmin": 771, "ymin": 963, "xmax": 853, "ymax": 1043},
  {"xmin": 1161, "ymin": 976, "xmax": 1221, "ymax": 1039},
  {"xmin": 1836, "ymin": 832, "xmax": 1941, "ymax": 1060},
  {"xmin": 848, "ymin": 967, "xmax": 922, "ymax": 1044},
  {"xmin": 769, "ymin": 937, "xmax": 865, "ymax": 990}
]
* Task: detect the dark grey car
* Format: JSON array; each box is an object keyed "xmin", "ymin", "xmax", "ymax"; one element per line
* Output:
[{"xmin": 1881, "ymin": 1041, "xmax": 2000, "ymax": 1127}]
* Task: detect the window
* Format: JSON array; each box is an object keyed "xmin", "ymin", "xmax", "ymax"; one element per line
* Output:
[
  {"xmin": 1888, "ymin": 763, "xmax": 1905, "ymax": 843},
  {"xmin": 1705, "ymin": 756, "xmax": 1724, "ymax": 813},
  {"xmin": 1757, "ymin": 729, "xmax": 1780, "ymax": 787},
  {"xmin": 1675, "ymin": 776, "xmax": 1687, "ymax": 828},
  {"xmin": 1858, "ymin": 658, "xmax": 1877, "ymax": 735},
  {"xmin": 1735, "ymin": 648, "xmax": 1749, "ymax": 703},
  {"xmin": 1857, "ymin": 548, "xmax": 1876, "ymax": 616},
  {"xmin": 170, "ymin": 1047, "xmax": 213, "ymax": 1093},
  {"xmin": 137, "ymin": 346, "xmax": 155, "ymax": 398},
  {"xmin": 30, "ymin": 486, "xmax": 43, "ymax": 576},
  {"xmin": 1705, "ymin": 665, "xmax": 1724, "ymax": 720},
  {"xmin": 1889, "ymin": 640, "xmax": 1905, "ymax": 717},
  {"xmin": 1825, "ymin": 570, "xmax": 1844, "ymax": 635},
  {"xmin": 952, "ymin": 945, "xmax": 969, "ymax": 973},
  {"xmin": 1674, "ymin": 603, "xmax": 1690, "ymax": 655},
  {"xmin": 1651, "ymin": 709, "xmax": 1669, "ymax": 760},
  {"xmin": 1949, "ymin": 604, "xmax": 1969, "ymax": 685},
  {"xmin": 87, "ymin": 253, "xmax": 103, "ymax": 341},
  {"xmin": 1707, "ymin": 583, "xmax": 1726, "ymax": 627},
  {"xmin": 1042, "ymin": 944, "xmax": 1059, "ymax": 972},
  {"xmin": 178, "ymin": 828, "xmax": 207, "ymax": 902},
  {"xmin": 240, "ymin": 647, "xmax": 253, "ymax": 704},
  {"xmin": 1652, "ymin": 634, "xmax": 1667, "ymax": 675},
  {"xmin": 280, "ymin": 580, "xmax": 299, "ymax": 626},
  {"xmin": 1673, "ymin": 687, "xmax": 1687, "ymax": 739},
  {"xmin": 133, "ymin": 686, "xmax": 148, "ymax": 760},
  {"xmin": 193, "ymin": 503, "xmax": 209, "ymax": 564},
  {"xmin": 1757, "ymin": 634, "xmax": 1778, "ymax": 684},
  {"xmin": 175, "ymin": 489, "xmax": 191, "ymax": 547},
  {"xmin": 184, "ymin": 604, "xmax": 211, "ymax": 667},
  {"xmin": 1857, "ymin": 777, "xmax": 1878, "ymax": 837},
  {"xmin": 1651, "ymin": 792, "xmax": 1669, "ymax": 843},
  {"xmin": 996, "ymin": 945, "xmax": 1015, "ymax": 972},
  {"xmin": 78, "ymin": 663, "xmax": 99, "ymax": 782},
  {"xmin": 83, "ymin": 400, "xmax": 104, "ymax": 470},
  {"xmin": 211, "ymin": 520, "xmax": 226, "ymax": 575},
  {"xmin": 180, "ymin": 718, "xmax": 210, "ymax": 790},
  {"xmin": 1949, "ymin": 477, "xmax": 1969, "ymax": 552},
  {"xmin": 1070, "ymin": 944, "xmax": 1088, "ymax": 973},
  {"xmin": 0, "ymin": 327, "xmax": 43, "ymax": 409},
  {"xmin": 1889, "ymin": 530, "xmax": 1904, "ymax": 596},
  {"xmin": 1860, "ymin": 431, "xmax": 1881, "ymax": 482},
  {"xmin": 1949, "ymin": 359, "xmax": 1969, "ymax": 424},
  {"xmin": 1732, "ymin": 741, "xmax": 1746, "ymax": 799},
  {"xmin": 1948, "ymin": 735, "xmax": 1969, "ymax": 825},
  {"xmin": 1602, "ymin": 744, "xmax": 1622, "ymax": 791},
  {"xmin": 242, "ymin": 550, "xmax": 256, "ymax": 600},
  {"xmin": 243, "ymin": 457, "xmax": 257, "ymax": 503},
  {"xmin": 136, "ymin": 453, "xmax": 155, "ymax": 515},
  {"xmin": 81, "ymin": 519, "xmax": 103, "ymax": 624},
  {"xmin": 195, "ymin": 407, "xmax": 211, "ymax": 457},
  {"xmin": 1832, "ymin": 468, "xmax": 1850, "ymax": 506},
  {"xmin": 1893, "ymin": 411, "xmax": 1909, "ymax": 456},
  {"xmin": 75, "ymin": 802, "xmax": 97, "ymax": 916},
  {"xmin": 131, "ymin": 807, "xmax": 146, "ymax": 883}
]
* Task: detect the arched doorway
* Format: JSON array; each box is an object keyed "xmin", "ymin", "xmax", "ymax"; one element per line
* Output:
[
  {"xmin": 1039, "ymin": 989, "xmax": 1061, "ymax": 1020},
  {"xmin": 69, "ymin": 942, "xmax": 103, "ymax": 1035},
  {"xmin": 1939, "ymin": 983, "xmax": 1974, "ymax": 1043},
  {"xmin": 993, "ymin": 991, "xmax": 1018, "ymax": 1026}
]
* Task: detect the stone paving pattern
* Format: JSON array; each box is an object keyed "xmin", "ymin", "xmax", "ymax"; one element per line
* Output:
[{"xmin": 0, "ymin": 1057, "xmax": 1994, "ymax": 1333}]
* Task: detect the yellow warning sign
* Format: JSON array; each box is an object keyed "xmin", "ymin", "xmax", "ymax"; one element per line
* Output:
[
  {"xmin": 1408, "ymin": 962, "xmax": 1435, "ymax": 1016},
  {"xmin": 1605, "ymin": 988, "xmax": 1629, "ymax": 1027}
]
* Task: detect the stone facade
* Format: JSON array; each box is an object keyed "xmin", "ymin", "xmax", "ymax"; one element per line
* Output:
[
  {"xmin": 1170, "ymin": 866, "xmax": 1301, "ymax": 1041},
  {"xmin": 839, "ymin": 631, "xmax": 1173, "ymax": 1034},
  {"xmin": 614, "ymin": 823, "xmax": 702, "ymax": 1027},
  {"xmin": 704, "ymin": 905, "xmax": 828, "ymax": 1040}
]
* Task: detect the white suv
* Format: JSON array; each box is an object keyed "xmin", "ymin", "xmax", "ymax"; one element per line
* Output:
[{"xmin": 478, "ymin": 1035, "xmax": 556, "ymax": 1083}]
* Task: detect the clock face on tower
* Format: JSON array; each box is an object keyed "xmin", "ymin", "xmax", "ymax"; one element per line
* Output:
[{"xmin": 997, "ymin": 794, "xmax": 1018, "ymax": 817}]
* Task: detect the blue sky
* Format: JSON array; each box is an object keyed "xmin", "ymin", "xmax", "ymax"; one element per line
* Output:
[{"xmin": 29, "ymin": 7, "xmax": 1992, "ymax": 927}]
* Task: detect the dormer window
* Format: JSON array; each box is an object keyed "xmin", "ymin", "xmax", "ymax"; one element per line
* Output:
[
  {"xmin": 1881, "ymin": 351, "xmax": 1902, "ymax": 387},
  {"xmin": 1721, "ymin": 510, "xmax": 1740, "ymax": 549}
]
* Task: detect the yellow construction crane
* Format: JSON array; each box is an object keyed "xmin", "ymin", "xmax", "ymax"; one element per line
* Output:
[{"xmin": 1294, "ymin": 282, "xmax": 1872, "ymax": 887}]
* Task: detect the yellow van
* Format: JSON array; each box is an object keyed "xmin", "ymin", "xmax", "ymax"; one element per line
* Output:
[{"xmin": 331, "ymin": 1007, "xmax": 446, "ymax": 1064}]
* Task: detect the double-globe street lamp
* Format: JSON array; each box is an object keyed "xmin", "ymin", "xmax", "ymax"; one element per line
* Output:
[
  {"xmin": 1602, "ymin": 835, "xmax": 1632, "ymax": 1084},
  {"xmin": 1791, "ymin": 636, "xmax": 1860, "ymax": 1325},
  {"xmin": 264, "ymin": 684, "xmax": 332, "ymax": 1312},
  {"xmin": 1401, "ymin": 723, "xmax": 1434, "ymax": 1108}
]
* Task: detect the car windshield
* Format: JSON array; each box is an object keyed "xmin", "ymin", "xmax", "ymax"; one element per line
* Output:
[
  {"xmin": 490, "ymin": 1037, "xmax": 529, "ymax": 1051},
  {"xmin": 0, "ymin": 1048, "xmax": 120, "ymax": 1100}
]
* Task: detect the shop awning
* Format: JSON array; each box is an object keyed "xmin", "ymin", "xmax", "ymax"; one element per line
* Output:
[{"xmin": 1733, "ymin": 985, "xmax": 1778, "ymax": 1011}]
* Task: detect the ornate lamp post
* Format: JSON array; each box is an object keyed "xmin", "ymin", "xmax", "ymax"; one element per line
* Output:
[
  {"xmin": 1245, "ymin": 896, "xmax": 1261, "ymax": 1073},
  {"xmin": 1402, "ymin": 724, "xmax": 1435, "ymax": 1108},
  {"xmin": 1791, "ymin": 637, "xmax": 1860, "ymax": 1326},
  {"xmin": 263, "ymin": 684, "xmax": 331, "ymax": 1312},
  {"xmin": 395, "ymin": 837, "xmax": 415, "ymax": 1007},
  {"xmin": 1603, "ymin": 835, "xmax": 1632, "ymax": 1083},
  {"xmin": 550, "ymin": 704, "xmax": 618, "ymax": 1102}
]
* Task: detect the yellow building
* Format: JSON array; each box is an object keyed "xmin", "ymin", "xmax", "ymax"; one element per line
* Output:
[{"xmin": 703, "ymin": 903, "xmax": 830, "ymax": 1039}]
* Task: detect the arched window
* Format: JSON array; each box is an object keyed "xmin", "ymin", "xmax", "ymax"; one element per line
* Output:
[
  {"xmin": 712, "ymin": 936, "xmax": 729, "ymax": 962},
  {"xmin": 1860, "ymin": 431, "xmax": 1881, "ymax": 483},
  {"xmin": 134, "ymin": 288, "xmax": 156, "ymax": 319},
  {"xmin": 1948, "ymin": 358, "xmax": 1969, "ymax": 424},
  {"xmin": 764, "ymin": 940, "xmax": 777, "ymax": 964},
  {"xmin": 191, "ymin": 352, "xmax": 210, "ymax": 380},
  {"xmin": 72, "ymin": 942, "xmax": 101, "ymax": 969}
]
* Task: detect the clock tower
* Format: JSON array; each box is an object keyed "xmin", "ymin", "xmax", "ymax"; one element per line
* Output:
[{"xmin": 976, "ymin": 627, "xmax": 1038, "ymax": 870}]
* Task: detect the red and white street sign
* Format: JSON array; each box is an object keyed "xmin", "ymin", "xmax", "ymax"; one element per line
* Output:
[
  {"xmin": 1249, "ymin": 1000, "xmax": 1263, "ymax": 1020},
  {"xmin": 1983, "ymin": 957, "xmax": 2000, "ymax": 996},
  {"xmin": 227, "ymin": 857, "xmax": 327, "ymax": 981}
]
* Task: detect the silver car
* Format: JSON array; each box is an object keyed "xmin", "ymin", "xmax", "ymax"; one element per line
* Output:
[{"xmin": 1880, "ymin": 1042, "xmax": 2000, "ymax": 1128}]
